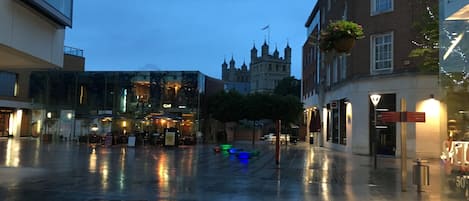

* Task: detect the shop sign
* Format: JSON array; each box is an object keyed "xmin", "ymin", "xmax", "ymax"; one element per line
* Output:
[
  {"xmin": 455, "ymin": 175, "xmax": 469, "ymax": 191},
  {"xmin": 442, "ymin": 141, "xmax": 469, "ymax": 200},
  {"xmin": 442, "ymin": 141, "xmax": 469, "ymax": 165}
]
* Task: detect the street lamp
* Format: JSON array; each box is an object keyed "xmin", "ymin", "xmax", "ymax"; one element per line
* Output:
[
  {"xmin": 67, "ymin": 112, "xmax": 73, "ymax": 141},
  {"xmin": 46, "ymin": 112, "xmax": 52, "ymax": 136},
  {"xmin": 370, "ymin": 94, "xmax": 381, "ymax": 169}
]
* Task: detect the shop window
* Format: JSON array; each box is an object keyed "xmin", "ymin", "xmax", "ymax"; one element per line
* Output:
[
  {"xmin": 326, "ymin": 100, "xmax": 347, "ymax": 145},
  {"xmin": 332, "ymin": 106, "xmax": 339, "ymax": 144},
  {"xmin": 340, "ymin": 99, "xmax": 347, "ymax": 145}
]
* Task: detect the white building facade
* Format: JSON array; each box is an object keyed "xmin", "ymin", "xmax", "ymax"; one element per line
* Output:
[
  {"xmin": 0, "ymin": 0, "xmax": 72, "ymax": 137},
  {"xmin": 302, "ymin": 0, "xmax": 442, "ymax": 159}
]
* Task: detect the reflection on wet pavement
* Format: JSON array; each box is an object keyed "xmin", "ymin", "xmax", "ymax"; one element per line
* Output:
[{"xmin": 0, "ymin": 138, "xmax": 460, "ymax": 201}]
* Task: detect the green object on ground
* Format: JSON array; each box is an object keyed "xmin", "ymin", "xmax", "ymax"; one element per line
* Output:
[{"xmin": 220, "ymin": 144, "xmax": 232, "ymax": 150}]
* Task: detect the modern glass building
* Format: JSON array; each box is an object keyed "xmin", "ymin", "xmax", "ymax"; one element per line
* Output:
[
  {"xmin": 440, "ymin": 0, "xmax": 469, "ymax": 199},
  {"xmin": 29, "ymin": 70, "xmax": 221, "ymax": 141}
]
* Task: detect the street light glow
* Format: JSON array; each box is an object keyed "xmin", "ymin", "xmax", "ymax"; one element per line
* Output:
[{"xmin": 370, "ymin": 94, "xmax": 381, "ymax": 106}]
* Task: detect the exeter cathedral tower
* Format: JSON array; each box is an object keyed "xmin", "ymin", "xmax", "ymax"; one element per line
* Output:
[{"xmin": 221, "ymin": 41, "xmax": 291, "ymax": 94}]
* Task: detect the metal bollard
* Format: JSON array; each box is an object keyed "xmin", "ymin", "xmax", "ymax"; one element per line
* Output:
[{"xmin": 413, "ymin": 159, "xmax": 430, "ymax": 192}]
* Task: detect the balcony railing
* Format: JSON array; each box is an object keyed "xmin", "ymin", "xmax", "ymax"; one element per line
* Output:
[{"xmin": 64, "ymin": 46, "xmax": 84, "ymax": 57}]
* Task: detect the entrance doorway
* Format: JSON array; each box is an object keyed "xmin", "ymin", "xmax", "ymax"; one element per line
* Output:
[
  {"xmin": 0, "ymin": 111, "xmax": 11, "ymax": 137},
  {"xmin": 369, "ymin": 93, "xmax": 396, "ymax": 156}
]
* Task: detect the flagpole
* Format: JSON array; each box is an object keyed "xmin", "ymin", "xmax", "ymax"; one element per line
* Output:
[
  {"xmin": 268, "ymin": 26, "xmax": 270, "ymax": 45},
  {"xmin": 261, "ymin": 25, "xmax": 270, "ymax": 44}
]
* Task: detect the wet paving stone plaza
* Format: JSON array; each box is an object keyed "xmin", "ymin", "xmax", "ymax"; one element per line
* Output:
[{"xmin": 0, "ymin": 138, "xmax": 462, "ymax": 201}]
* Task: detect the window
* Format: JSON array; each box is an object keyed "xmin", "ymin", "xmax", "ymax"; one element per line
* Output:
[
  {"xmin": 339, "ymin": 56, "xmax": 347, "ymax": 80},
  {"xmin": 339, "ymin": 99, "xmax": 346, "ymax": 145},
  {"xmin": 371, "ymin": 32, "xmax": 393, "ymax": 73},
  {"xmin": 326, "ymin": 64, "xmax": 331, "ymax": 86},
  {"xmin": 0, "ymin": 72, "xmax": 17, "ymax": 97},
  {"xmin": 332, "ymin": 59, "xmax": 338, "ymax": 83},
  {"xmin": 371, "ymin": 0, "xmax": 393, "ymax": 15},
  {"xmin": 327, "ymin": 100, "xmax": 347, "ymax": 145},
  {"xmin": 268, "ymin": 64, "xmax": 272, "ymax": 71}
]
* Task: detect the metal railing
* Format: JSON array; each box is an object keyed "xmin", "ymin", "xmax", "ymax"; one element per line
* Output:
[{"xmin": 64, "ymin": 46, "xmax": 84, "ymax": 57}]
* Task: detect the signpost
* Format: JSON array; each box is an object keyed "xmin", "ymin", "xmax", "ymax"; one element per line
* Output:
[
  {"xmin": 379, "ymin": 112, "xmax": 426, "ymax": 123},
  {"xmin": 379, "ymin": 105, "xmax": 426, "ymax": 192}
]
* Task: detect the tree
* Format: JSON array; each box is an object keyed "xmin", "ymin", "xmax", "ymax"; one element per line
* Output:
[
  {"xmin": 274, "ymin": 76, "xmax": 301, "ymax": 98},
  {"xmin": 264, "ymin": 94, "xmax": 303, "ymax": 124},
  {"xmin": 207, "ymin": 90, "xmax": 245, "ymax": 142},
  {"xmin": 264, "ymin": 94, "xmax": 303, "ymax": 165},
  {"xmin": 409, "ymin": 0, "xmax": 439, "ymax": 73},
  {"xmin": 244, "ymin": 93, "xmax": 270, "ymax": 145}
]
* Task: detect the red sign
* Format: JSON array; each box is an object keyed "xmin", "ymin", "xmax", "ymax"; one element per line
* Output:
[
  {"xmin": 380, "ymin": 112, "xmax": 401, "ymax": 122},
  {"xmin": 406, "ymin": 112, "xmax": 426, "ymax": 122}
]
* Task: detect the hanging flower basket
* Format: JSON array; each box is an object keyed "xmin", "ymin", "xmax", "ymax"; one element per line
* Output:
[
  {"xmin": 333, "ymin": 37, "xmax": 356, "ymax": 53},
  {"xmin": 319, "ymin": 20, "xmax": 364, "ymax": 53}
]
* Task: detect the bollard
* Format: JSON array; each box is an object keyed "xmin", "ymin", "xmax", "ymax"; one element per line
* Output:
[{"xmin": 413, "ymin": 159, "xmax": 430, "ymax": 192}]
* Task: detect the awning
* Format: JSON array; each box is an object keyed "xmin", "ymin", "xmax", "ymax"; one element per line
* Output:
[{"xmin": 309, "ymin": 109, "xmax": 321, "ymax": 132}]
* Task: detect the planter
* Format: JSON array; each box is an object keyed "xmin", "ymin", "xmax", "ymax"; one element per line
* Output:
[{"xmin": 333, "ymin": 37, "xmax": 356, "ymax": 53}]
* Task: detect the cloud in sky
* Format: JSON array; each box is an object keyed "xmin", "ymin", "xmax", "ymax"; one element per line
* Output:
[{"xmin": 65, "ymin": 0, "xmax": 315, "ymax": 79}]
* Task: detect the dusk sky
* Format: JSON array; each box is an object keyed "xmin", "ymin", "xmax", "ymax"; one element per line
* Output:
[{"xmin": 65, "ymin": 0, "xmax": 315, "ymax": 79}]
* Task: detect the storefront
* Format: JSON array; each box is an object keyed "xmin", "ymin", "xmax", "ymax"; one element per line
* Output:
[
  {"xmin": 440, "ymin": 0, "xmax": 469, "ymax": 199},
  {"xmin": 29, "ymin": 71, "xmax": 210, "ymax": 141}
]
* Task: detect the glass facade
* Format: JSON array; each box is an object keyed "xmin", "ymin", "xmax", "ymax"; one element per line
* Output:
[
  {"xmin": 440, "ymin": 1, "xmax": 469, "ymax": 199},
  {"xmin": 29, "ymin": 71, "xmax": 207, "ymax": 140},
  {"xmin": 22, "ymin": 0, "xmax": 73, "ymax": 27}
]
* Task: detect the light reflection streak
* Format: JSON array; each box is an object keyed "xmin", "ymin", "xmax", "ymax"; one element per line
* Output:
[
  {"xmin": 88, "ymin": 148, "xmax": 97, "ymax": 173},
  {"xmin": 321, "ymin": 155, "xmax": 330, "ymax": 200},
  {"xmin": 33, "ymin": 139, "xmax": 40, "ymax": 166},
  {"xmin": 303, "ymin": 146, "xmax": 315, "ymax": 187},
  {"xmin": 119, "ymin": 147, "xmax": 126, "ymax": 191},
  {"xmin": 100, "ymin": 159, "xmax": 109, "ymax": 190},
  {"xmin": 156, "ymin": 153, "xmax": 169, "ymax": 197},
  {"xmin": 5, "ymin": 139, "xmax": 20, "ymax": 167}
]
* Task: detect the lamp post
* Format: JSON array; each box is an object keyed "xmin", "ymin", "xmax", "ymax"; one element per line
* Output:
[
  {"xmin": 370, "ymin": 94, "xmax": 381, "ymax": 169},
  {"xmin": 46, "ymin": 112, "xmax": 51, "ymax": 136},
  {"xmin": 67, "ymin": 112, "xmax": 73, "ymax": 141}
]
